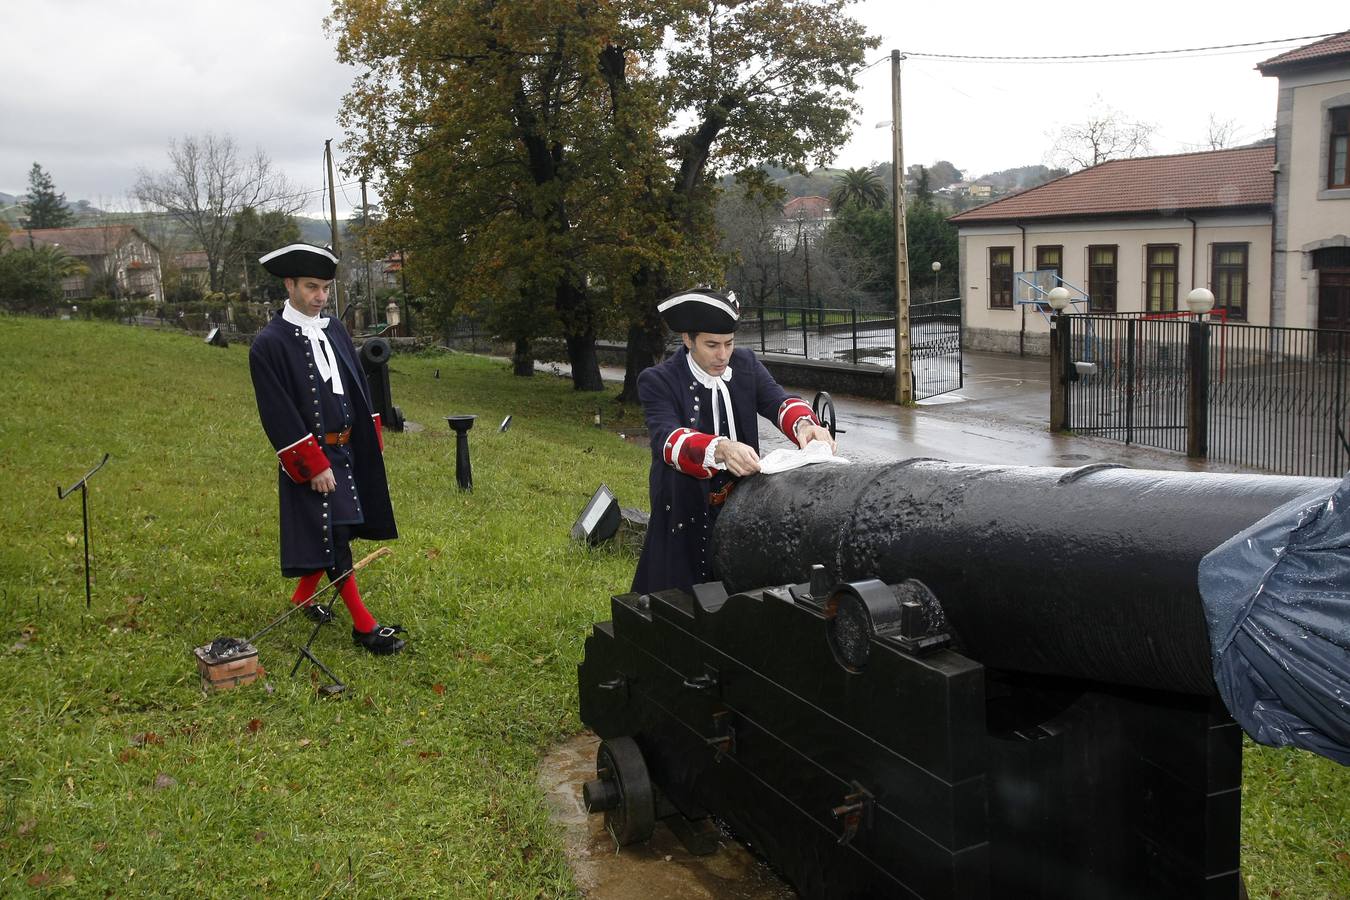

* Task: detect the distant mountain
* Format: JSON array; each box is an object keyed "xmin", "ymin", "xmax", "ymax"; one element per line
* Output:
[
  {"xmin": 298, "ymin": 217, "xmax": 336, "ymax": 246},
  {"xmin": 973, "ymin": 164, "xmax": 1067, "ymax": 193}
]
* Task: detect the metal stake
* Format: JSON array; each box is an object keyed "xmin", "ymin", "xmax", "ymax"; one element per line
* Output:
[{"xmin": 57, "ymin": 453, "xmax": 110, "ymax": 609}]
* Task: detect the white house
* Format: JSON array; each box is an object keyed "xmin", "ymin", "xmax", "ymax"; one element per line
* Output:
[{"xmin": 950, "ymin": 30, "xmax": 1350, "ymax": 355}]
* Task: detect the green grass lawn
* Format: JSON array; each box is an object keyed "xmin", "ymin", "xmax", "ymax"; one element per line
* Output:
[{"xmin": 0, "ymin": 316, "xmax": 1345, "ymax": 897}]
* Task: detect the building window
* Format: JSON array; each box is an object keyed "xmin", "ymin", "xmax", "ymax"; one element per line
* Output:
[
  {"xmin": 1146, "ymin": 244, "xmax": 1179, "ymax": 313},
  {"xmin": 1211, "ymin": 243, "xmax": 1248, "ymax": 322},
  {"xmin": 1035, "ymin": 245, "xmax": 1062, "ymax": 280},
  {"xmin": 990, "ymin": 247, "xmax": 1014, "ymax": 309},
  {"xmin": 1087, "ymin": 245, "xmax": 1117, "ymax": 312},
  {"xmin": 1331, "ymin": 107, "xmax": 1350, "ymax": 189}
]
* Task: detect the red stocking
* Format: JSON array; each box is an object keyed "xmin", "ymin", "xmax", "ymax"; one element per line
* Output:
[
  {"xmin": 290, "ymin": 571, "xmax": 324, "ymax": 606},
  {"xmin": 338, "ymin": 576, "xmax": 377, "ymax": 633}
]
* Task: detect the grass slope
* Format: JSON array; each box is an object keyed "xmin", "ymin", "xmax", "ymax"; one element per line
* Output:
[{"xmin": 0, "ymin": 317, "xmax": 1345, "ymax": 897}]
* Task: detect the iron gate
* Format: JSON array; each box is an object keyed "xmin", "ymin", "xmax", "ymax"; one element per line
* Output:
[
  {"xmin": 1061, "ymin": 313, "xmax": 1350, "ymax": 477},
  {"xmin": 911, "ymin": 298, "xmax": 963, "ymax": 400}
]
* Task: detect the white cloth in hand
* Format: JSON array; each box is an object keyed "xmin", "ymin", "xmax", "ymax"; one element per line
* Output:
[{"xmin": 758, "ymin": 439, "xmax": 850, "ymax": 475}]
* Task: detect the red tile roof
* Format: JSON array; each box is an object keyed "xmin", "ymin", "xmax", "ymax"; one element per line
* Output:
[
  {"xmin": 783, "ymin": 196, "xmax": 832, "ymax": 219},
  {"xmin": 1257, "ymin": 30, "xmax": 1350, "ymax": 75},
  {"xmin": 948, "ymin": 146, "xmax": 1274, "ymax": 225},
  {"xmin": 5, "ymin": 225, "xmax": 142, "ymax": 257}
]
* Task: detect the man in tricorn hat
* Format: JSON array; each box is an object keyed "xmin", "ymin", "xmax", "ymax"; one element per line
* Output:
[
  {"xmin": 631, "ymin": 287, "xmax": 837, "ymax": 595},
  {"xmin": 248, "ymin": 243, "xmax": 407, "ymax": 655}
]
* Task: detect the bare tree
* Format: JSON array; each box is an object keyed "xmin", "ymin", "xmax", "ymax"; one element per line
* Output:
[
  {"xmin": 717, "ymin": 183, "xmax": 788, "ymax": 307},
  {"xmin": 134, "ymin": 134, "xmax": 300, "ymax": 291},
  {"xmin": 1046, "ymin": 100, "xmax": 1156, "ymax": 171},
  {"xmin": 1204, "ymin": 114, "xmax": 1239, "ymax": 150}
]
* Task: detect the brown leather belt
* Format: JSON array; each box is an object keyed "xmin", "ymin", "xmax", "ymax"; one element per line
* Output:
[
  {"xmin": 709, "ymin": 480, "xmax": 736, "ymax": 507},
  {"xmin": 324, "ymin": 428, "xmax": 352, "ymax": 446}
]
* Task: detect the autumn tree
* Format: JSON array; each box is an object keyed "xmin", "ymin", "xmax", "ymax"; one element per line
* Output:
[
  {"xmin": 23, "ymin": 163, "xmax": 75, "ymax": 229},
  {"xmin": 134, "ymin": 134, "xmax": 299, "ymax": 292},
  {"xmin": 331, "ymin": 0, "xmax": 679, "ymax": 386},
  {"xmin": 330, "ymin": 0, "xmax": 875, "ymax": 393},
  {"xmin": 614, "ymin": 0, "xmax": 878, "ymax": 400},
  {"xmin": 1047, "ymin": 99, "xmax": 1156, "ymax": 171}
]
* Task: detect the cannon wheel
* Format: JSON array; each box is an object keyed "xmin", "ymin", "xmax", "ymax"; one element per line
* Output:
[
  {"xmin": 595, "ymin": 737, "xmax": 655, "ymax": 846},
  {"xmin": 812, "ymin": 391, "xmax": 838, "ymax": 439}
]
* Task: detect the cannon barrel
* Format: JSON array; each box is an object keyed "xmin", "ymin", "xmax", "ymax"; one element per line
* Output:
[{"xmin": 713, "ymin": 460, "xmax": 1334, "ymax": 695}]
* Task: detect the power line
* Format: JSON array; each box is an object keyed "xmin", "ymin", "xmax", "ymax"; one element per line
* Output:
[{"xmin": 890, "ymin": 32, "xmax": 1338, "ymax": 64}]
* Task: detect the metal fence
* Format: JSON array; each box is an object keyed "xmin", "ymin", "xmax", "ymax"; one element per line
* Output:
[
  {"xmin": 739, "ymin": 303, "xmax": 895, "ymax": 365},
  {"xmin": 739, "ymin": 299, "xmax": 964, "ymax": 400},
  {"xmin": 1060, "ymin": 313, "xmax": 1350, "ymax": 477}
]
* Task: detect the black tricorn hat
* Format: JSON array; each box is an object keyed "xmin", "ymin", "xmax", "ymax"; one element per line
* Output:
[
  {"xmin": 259, "ymin": 243, "xmax": 340, "ymax": 280},
  {"xmin": 658, "ymin": 288, "xmax": 740, "ymax": 334}
]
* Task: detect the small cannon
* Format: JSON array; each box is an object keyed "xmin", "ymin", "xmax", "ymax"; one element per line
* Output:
[
  {"xmin": 358, "ymin": 337, "xmax": 404, "ymax": 432},
  {"xmin": 578, "ymin": 460, "xmax": 1340, "ymax": 899}
]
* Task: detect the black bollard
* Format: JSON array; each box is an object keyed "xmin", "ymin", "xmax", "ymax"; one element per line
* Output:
[{"xmin": 445, "ymin": 415, "xmax": 477, "ymax": 490}]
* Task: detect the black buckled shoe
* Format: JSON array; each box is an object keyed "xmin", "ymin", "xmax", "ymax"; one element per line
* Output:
[
  {"xmin": 353, "ymin": 623, "xmax": 406, "ymax": 655},
  {"xmin": 302, "ymin": 602, "xmax": 335, "ymax": 624}
]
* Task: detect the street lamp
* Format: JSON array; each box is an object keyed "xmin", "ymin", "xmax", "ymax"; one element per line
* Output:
[
  {"xmin": 1047, "ymin": 286, "xmax": 1071, "ymax": 315},
  {"xmin": 1186, "ymin": 288, "xmax": 1215, "ymax": 320},
  {"xmin": 931, "ymin": 260, "xmax": 941, "ymax": 301}
]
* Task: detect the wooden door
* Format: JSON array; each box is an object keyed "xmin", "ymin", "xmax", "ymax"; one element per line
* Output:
[{"xmin": 1317, "ymin": 270, "xmax": 1350, "ymax": 355}]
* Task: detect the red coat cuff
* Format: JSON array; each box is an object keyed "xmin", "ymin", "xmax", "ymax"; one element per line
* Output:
[
  {"xmin": 372, "ymin": 413, "xmax": 384, "ymax": 452},
  {"xmin": 278, "ymin": 434, "xmax": 329, "ymax": 484},
  {"xmin": 777, "ymin": 398, "xmax": 819, "ymax": 447},
  {"xmin": 662, "ymin": 428, "xmax": 716, "ymax": 478}
]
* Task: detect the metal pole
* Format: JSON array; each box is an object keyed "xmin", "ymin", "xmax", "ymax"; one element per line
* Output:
[
  {"xmin": 361, "ymin": 177, "xmax": 375, "ymax": 324},
  {"xmin": 400, "ymin": 250, "xmax": 411, "ymax": 334},
  {"xmin": 324, "ymin": 140, "xmax": 344, "ymax": 320},
  {"xmin": 891, "ymin": 50, "xmax": 913, "ymax": 403},
  {"xmin": 852, "ymin": 307, "xmax": 858, "ymax": 364},
  {"xmin": 1187, "ymin": 319, "xmax": 1210, "ymax": 459},
  {"xmin": 80, "ymin": 483, "xmax": 91, "ymax": 609}
]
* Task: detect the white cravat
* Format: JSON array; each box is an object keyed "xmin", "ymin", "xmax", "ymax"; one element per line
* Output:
[
  {"xmin": 686, "ymin": 353, "xmax": 736, "ymax": 444},
  {"xmin": 282, "ymin": 303, "xmax": 344, "ymax": 396}
]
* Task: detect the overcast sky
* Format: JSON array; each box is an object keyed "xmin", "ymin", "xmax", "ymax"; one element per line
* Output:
[{"xmin": 1, "ymin": 1, "xmax": 1342, "ymax": 221}]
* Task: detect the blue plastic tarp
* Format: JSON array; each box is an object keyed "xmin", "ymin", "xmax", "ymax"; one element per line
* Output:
[{"xmin": 1199, "ymin": 473, "xmax": 1350, "ymax": 766}]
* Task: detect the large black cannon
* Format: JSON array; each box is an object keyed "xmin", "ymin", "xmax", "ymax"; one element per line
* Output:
[{"xmin": 577, "ymin": 460, "xmax": 1343, "ymax": 899}]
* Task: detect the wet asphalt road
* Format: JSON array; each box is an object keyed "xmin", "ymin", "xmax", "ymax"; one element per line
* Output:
[{"xmin": 559, "ymin": 350, "xmax": 1248, "ymax": 474}]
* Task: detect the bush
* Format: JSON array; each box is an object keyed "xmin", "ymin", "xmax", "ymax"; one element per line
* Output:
[
  {"xmin": 166, "ymin": 281, "xmax": 203, "ymax": 304},
  {"xmin": 85, "ymin": 297, "xmax": 156, "ymax": 321},
  {"xmin": 228, "ymin": 302, "xmax": 264, "ymax": 333}
]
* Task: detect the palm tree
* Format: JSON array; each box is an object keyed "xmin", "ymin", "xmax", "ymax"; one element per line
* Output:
[
  {"xmin": 830, "ymin": 167, "xmax": 887, "ymax": 212},
  {"xmin": 0, "ymin": 243, "xmax": 87, "ymax": 309}
]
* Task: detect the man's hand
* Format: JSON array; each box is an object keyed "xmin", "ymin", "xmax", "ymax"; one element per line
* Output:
[
  {"xmin": 795, "ymin": 421, "xmax": 837, "ymax": 454},
  {"xmin": 713, "ymin": 439, "xmax": 762, "ymax": 476},
  {"xmin": 309, "ymin": 468, "xmax": 336, "ymax": 493}
]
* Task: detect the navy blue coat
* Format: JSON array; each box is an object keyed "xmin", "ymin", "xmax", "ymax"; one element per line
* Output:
[
  {"xmin": 632, "ymin": 346, "xmax": 809, "ymax": 595},
  {"xmin": 249, "ymin": 311, "xmax": 397, "ymax": 576}
]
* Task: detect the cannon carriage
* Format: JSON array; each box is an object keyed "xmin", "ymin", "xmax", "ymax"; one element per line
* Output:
[{"xmin": 578, "ymin": 460, "xmax": 1343, "ymax": 899}]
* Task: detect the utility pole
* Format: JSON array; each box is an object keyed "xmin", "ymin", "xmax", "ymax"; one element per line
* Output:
[
  {"xmin": 891, "ymin": 50, "xmax": 913, "ymax": 404},
  {"xmin": 361, "ymin": 176, "xmax": 375, "ymax": 323},
  {"xmin": 324, "ymin": 140, "xmax": 344, "ymax": 320}
]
